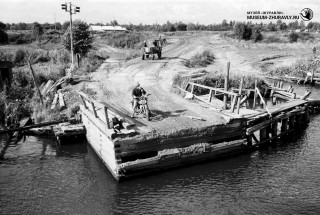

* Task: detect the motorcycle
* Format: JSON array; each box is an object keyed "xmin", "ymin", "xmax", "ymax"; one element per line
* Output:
[{"xmin": 132, "ymin": 94, "xmax": 151, "ymax": 121}]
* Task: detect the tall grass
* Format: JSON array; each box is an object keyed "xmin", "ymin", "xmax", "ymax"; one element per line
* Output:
[
  {"xmin": 185, "ymin": 50, "xmax": 214, "ymax": 68},
  {"xmin": 265, "ymin": 57, "xmax": 320, "ymax": 78}
]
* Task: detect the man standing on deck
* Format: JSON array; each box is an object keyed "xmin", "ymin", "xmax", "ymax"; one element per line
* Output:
[{"xmin": 131, "ymin": 82, "xmax": 146, "ymax": 117}]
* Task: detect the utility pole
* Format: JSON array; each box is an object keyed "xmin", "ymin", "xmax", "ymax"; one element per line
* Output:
[
  {"xmin": 61, "ymin": 2, "xmax": 80, "ymax": 66},
  {"xmin": 69, "ymin": 3, "xmax": 74, "ymax": 65}
]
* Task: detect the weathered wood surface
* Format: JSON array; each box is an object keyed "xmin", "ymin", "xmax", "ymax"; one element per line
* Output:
[
  {"xmin": 119, "ymin": 139, "xmax": 247, "ymax": 174},
  {"xmin": 115, "ymin": 119, "xmax": 245, "ymax": 157}
]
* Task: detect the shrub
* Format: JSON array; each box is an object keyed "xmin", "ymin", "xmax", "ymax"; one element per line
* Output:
[
  {"xmin": 233, "ymin": 23, "xmax": 252, "ymax": 40},
  {"xmin": 251, "ymin": 27, "xmax": 263, "ymax": 42},
  {"xmin": 0, "ymin": 30, "xmax": 8, "ymax": 44},
  {"xmin": 289, "ymin": 32, "xmax": 299, "ymax": 43},
  {"xmin": 8, "ymin": 33, "xmax": 32, "ymax": 44},
  {"xmin": 99, "ymin": 32, "xmax": 144, "ymax": 49},
  {"xmin": 14, "ymin": 49, "xmax": 27, "ymax": 65}
]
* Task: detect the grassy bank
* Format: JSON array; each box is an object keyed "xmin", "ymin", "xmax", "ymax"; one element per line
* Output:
[
  {"xmin": 0, "ymin": 43, "xmax": 106, "ymax": 124},
  {"xmin": 263, "ymin": 57, "xmax": 320, "ymax": 78}
]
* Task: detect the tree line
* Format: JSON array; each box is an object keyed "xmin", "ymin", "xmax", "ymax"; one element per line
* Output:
[{"xmin": 1, "ymin": 19, "xmax": 319, "ymax": 33}]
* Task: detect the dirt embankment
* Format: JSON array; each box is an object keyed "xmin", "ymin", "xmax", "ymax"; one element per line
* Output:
[{"xmin": 84, "ymin": 33, "xmax": 261, "ymax": 134}]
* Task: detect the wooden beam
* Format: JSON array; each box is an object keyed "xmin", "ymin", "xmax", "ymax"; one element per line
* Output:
[
  {"xmin": 79, "ymin": 95, "xmax": 88, "ymax": 109},
  {"xmin": 104, "ymin": 106, "xmax": 110, "ymax": 129},
  {"xmin": 208, "ymin": 89, "xmax": 213, "ymax": 102},
  {"xmin": 189, "ymin": 82, "xmax": 238, "ymax": 96},
  {"xmin": 91, "ymin": 102, "xmax": 98, "ymax": 118}
]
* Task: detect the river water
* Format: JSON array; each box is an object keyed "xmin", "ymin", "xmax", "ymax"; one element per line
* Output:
[{"xmin": 1, "ymin": 82, "xmax": 320, "ymax": 215}]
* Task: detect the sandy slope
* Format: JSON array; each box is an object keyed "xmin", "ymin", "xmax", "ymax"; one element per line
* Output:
[{"xmin": 86, "ymin": 33, "xmax": 258, "ymax": 134}]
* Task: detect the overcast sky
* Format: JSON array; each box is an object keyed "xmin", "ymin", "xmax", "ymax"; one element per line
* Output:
[{"xmin": 0, "ymin": 0, "xmax": 319, "ymax": 24}]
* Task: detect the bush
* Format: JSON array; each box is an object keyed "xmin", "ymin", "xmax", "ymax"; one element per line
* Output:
[
  {"xmin": 0, "ymin": 30, "xmax": 8, "ymax": 44},
  {"xmin": 289, "ymin": 32, "xmax": 299, "ymax": 43},
  {"xmin": 251, "ymin": 27, "xmax": 263, "ymax": 42},
  {"xmin": 99, "ymin": 31, "xmax": 144, "ymax": 49},
  {"xmin": 8, "ymin": 33, "xmax": 32, "ymax": 44},
  {"xmin": 234, "ymin": 23, "xmax": 252, "ymax": 40},
  {"xmin": 14, "ymin": 49, "xmax": 27, "ymax": 65}
]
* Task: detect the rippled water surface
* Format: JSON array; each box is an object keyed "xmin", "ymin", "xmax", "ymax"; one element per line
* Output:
[{"xmin": 1, "ymin": 85, "xmax": 320, "ymax": 214}]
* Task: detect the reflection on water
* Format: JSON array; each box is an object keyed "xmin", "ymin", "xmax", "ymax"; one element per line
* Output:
[{"xmin": 1, "ymin": 82, "xmax": 320, "ymax": 214}]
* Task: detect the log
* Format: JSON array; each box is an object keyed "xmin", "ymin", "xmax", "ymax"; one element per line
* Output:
[
  {"xmin": 51, "ymin": 93, "xmax": 59, "ymax": 110},
  {"xmin": 58, "ymin": 90, "xmax": 65, "ymax": 108},
  {"xmin": 0, "ymin": 119, "xmax": 67, "ymax": 134},
  {"xmin": 41, "ymin": 80, "xmax": 54, "ymax": 96}
]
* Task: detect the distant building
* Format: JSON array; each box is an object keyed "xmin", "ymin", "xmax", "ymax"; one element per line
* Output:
[{"xmin": 89, "ymin": 25, "xmax": 128, "ymax": 32}]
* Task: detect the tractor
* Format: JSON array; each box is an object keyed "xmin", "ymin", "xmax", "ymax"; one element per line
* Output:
[{"xmin": 142, "ymin": 40, "xmax": 162, "ymax": 60}]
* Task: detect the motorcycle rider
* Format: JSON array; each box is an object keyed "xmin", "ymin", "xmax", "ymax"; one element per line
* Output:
[{"xmin": 131, "ymin": 82, "xmax": 146, "ymax": 117}]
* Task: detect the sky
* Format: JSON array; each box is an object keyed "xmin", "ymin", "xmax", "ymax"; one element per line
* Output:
[{"xmin": 0, "ymin": 0, "xmax": 319, "ymax": 25}]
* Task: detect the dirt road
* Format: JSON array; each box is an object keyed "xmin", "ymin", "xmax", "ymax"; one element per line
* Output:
[{"xmin": 86, "ymin": 33, "xmax": 259, "ymax": 134}]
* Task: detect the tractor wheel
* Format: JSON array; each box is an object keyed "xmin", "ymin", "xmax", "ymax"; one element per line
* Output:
[
  {"xmin": 158, "ymin": 51, "xmax": 161, "ymax": 59},
  {"xmin": 142, "ymin": 54, "xmax": 145, "ymax": 60}
]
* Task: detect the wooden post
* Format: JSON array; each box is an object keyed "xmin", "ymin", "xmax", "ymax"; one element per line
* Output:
[
  {"xmin": 288, "ymin": 115, "xmax": 295, "ymax": 131},
  {"xmin": 281, "ymin": 118, "xmax": 288, "ymax": 137},
  {"xmin": 190, "ymin": 84, "xmax": 195, "ymax": 94},
  {"xmin": 247, "ymin": 135, "xmax": 253, "ymax": 147},
  {"xmin": 231, "ymin": 95, "xmax": 238, "ymax": 113},
  {"xmin": 104, "ymin": 106, "xmax": 110, "ymax": 129},
  {"xmin": 28, "ymin": 61, "xmax": 44, "ymax": 105},
  {"xmin": 253, "ymin": 79, "xmax": 257, "ymax": 110},
  {"xmin": 223, "ymin": 62, "xmax": 230, "ymax": 110},
  {"xmin": 279, "ymin": 81, "xmax": 283, "ymax": 89},
  {"xmin": 260, "ymin": 128, "xmax": 267, "ymax": 144},
  {"xmin": 271, "ymin": 122, "xmax": 278, "ymax": 139},
  {"xmin": 209, "ymin": 89, "xmax": 213, "ymax": 102},
  {"xmin": 295, "ymin": 114, "xmax": 301, "ymax": 129},
  {"xmin": 237, "ymin": 77, "xmax": 244, "ymax": 114},
  {"xmin": 256, "ymin": 87, "xmax": 271, "ymax": 116},
  {"xmin": 91, "ymin": 102, "xmax": 98, "ymax": 118}
]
